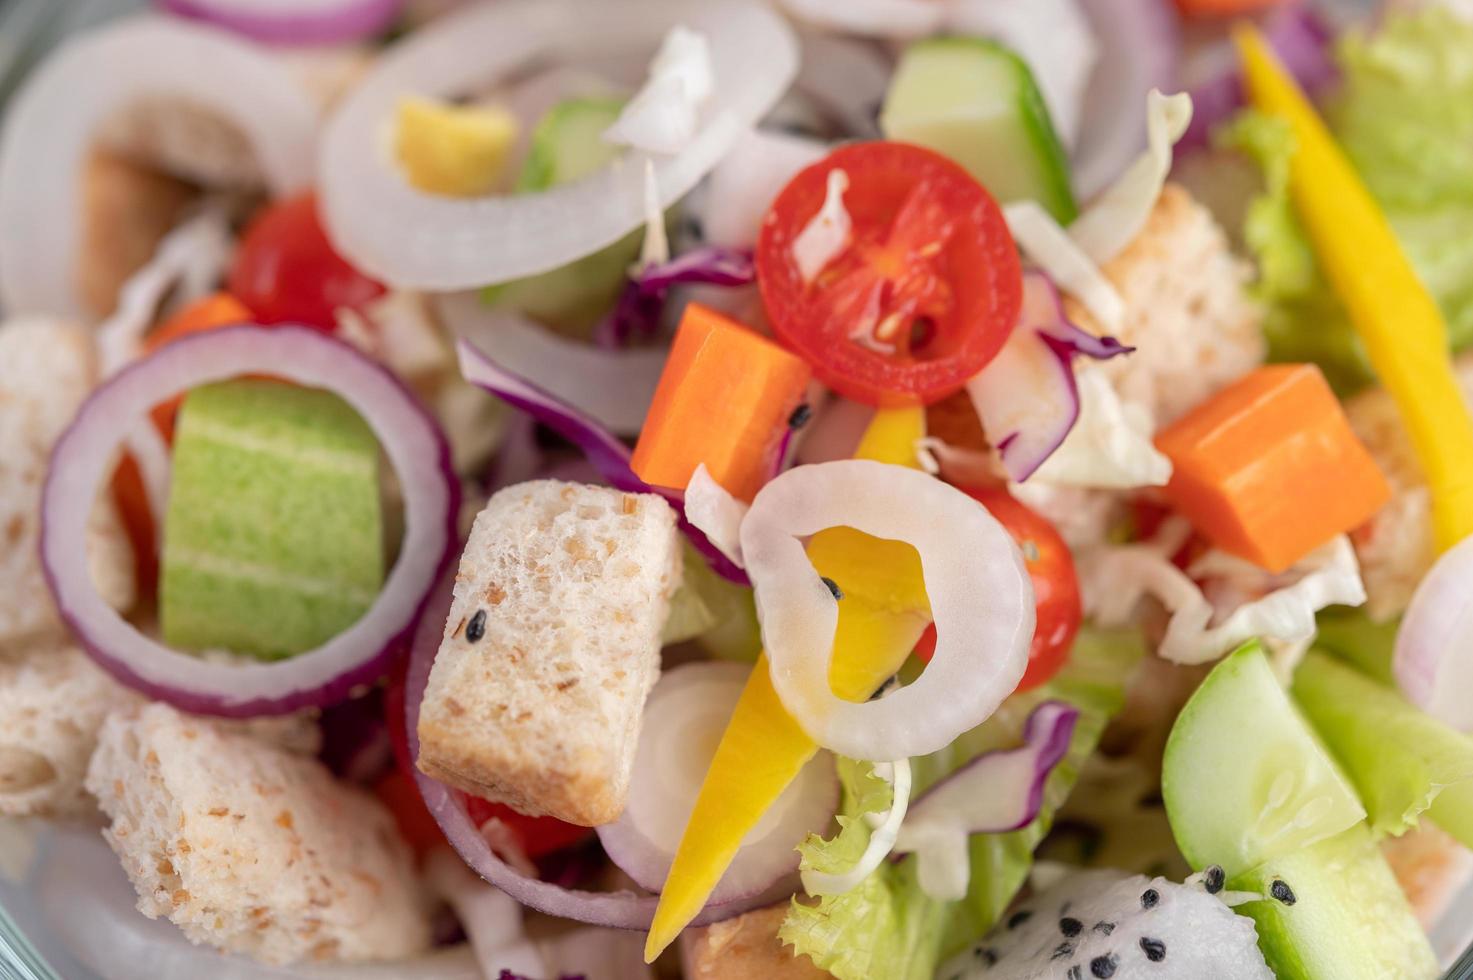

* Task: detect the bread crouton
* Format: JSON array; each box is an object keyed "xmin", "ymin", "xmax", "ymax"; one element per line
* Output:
[
  {"xmin": 0, "ymin": 641, "xmax": 141, "ymax": 817},
  {"xmin": 417, "ymin": 480, "xmax": 681, "ymax": 826},
  {"xmin": 79, "ymin": 151, "xmax": 197, "ymax": 317},
  {"xmin": 1065, "ymin": 184, "xmax": 1266, "ymax": 427},
  {"xmin": 1382, "ymin": 822, "xmax": 1473, "ymax": 931},
  {"xmin": 1345, "ymin": 353, "xmax": 1473, "ymax": 619},
  {"xmin": 85, "ymin": 702, "xmax": 430, "ymax": 965},
  {"xmin": 681, "ymin": 904, "xmax": 833, "ymax": 979},
  {"xmin": 0, "ymin": 318, "xmax": 135, "ymax": 648}
]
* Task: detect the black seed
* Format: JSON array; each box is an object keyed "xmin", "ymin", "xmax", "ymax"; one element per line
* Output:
[
  {"xmin": 1140, "ymin": 937, "xmax": 1167, "ymax": 963},
  {"xmin": 1141, "ymin": 888, "xmax": 1160, "ymax": 909},
  {"xmin": 466, "ymin": 609, "xmax": 487, "ymax": 643},
  {"xmin": 1006, "ymin": 910, "xmax": 1033, "ymax": 930},
  {"xmin": 1092, "ymin": 921, "xmax": 1115, "ymax": 935},
  {"xmin": 1059, "ymin": 917, "xmax": 1083, "ymax": 938},
  {"xmin": 1090, "ymin": 954, "xmax": 1118, "ymax": 978},
  {"xmin": 1203, "ymin": 865, "xmax": 1225, "ymax": 894},
  {"xmin": 973, "ymin": 947, "xmax": 998, "ymax": 966},
  {"xmin": 1068, "ymin": 968, "xmax": 1083, "ymax": 980},
  {"xmin": 820, "ymin": 576, "xmax": 844, "ymax": 600},
  {"xmin": 788, "ymin": 403, "xmax": 813, "ymax": 429},
  {"xmin": 1052, "ymin": 942, "xmax": 1075, "ymax": 961},
  {"xmin": 1271, "ymin": 879, "xmax": 1297, "ymax": 906}
]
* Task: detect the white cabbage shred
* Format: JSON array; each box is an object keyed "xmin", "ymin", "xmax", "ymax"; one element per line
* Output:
[
  {"xmin": 801, "ymin": 758, "xmax": 912, "ymax": 896},
  {"xmin": 1028, "ymin": 369, "xmax": 1171, "ymax": 488},
  {"xmin": 793, "ymin": 167, "xmax": 852, "ymax": 284},
  {"xmin": 683, "ymin": 464, "xmax": 748, "ymax": 568},
  {"xmin": 603, "ymin": 26, "xmax": 714, "ymax": 155},
  {"xmin": 1003, "ymin": 201, "xmax": 1124, "ymax": 333}
]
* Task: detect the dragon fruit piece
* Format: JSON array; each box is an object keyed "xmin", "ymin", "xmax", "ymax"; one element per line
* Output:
[{"xmin": 939, "ymin": 869, "xmax": 1272, "ymax": 979}]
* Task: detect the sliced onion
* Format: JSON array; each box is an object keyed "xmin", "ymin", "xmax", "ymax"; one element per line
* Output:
[
  {"xmin": 407, "ymin": 580, "xmax": 794, "ymax": 928},
  {"xmin": 457, "ymin": 338, "xmax": 750, "ymax": 585},
  {"xmin": 802, "ymin": 758, "xmax": 910, "ymax": 897},
  {"xmin": 436, "ymin": 292, "xmax": 666, "ymax": 435},
  {"xmin": 1003, "ymin": 201, "xmax": 1125, "ymax": 333},
  {"xmin": 158, "ymin": 0, "xmax": 404, "ymax": 45},
  {"xmin": 1028, "ymin": 368, "xmax": 1171, "ymax": 489},
  {"xmin": 967, "ymin": 273, "xmax": 1131, "ymax": 483},
  {"xmin": 319, "ymin": 0, "xmax": 797, "ymax": 290},
  {"xmin": 41, "ymin": 326, "xmax": 458, "ymax": 716},
  {"xmin": 1395, "ymin": 534, "xmax": 1473, "ymax": 730},
  {"xmin": 701, "ymin": 129, "xmax": 827, "ymax": 249},
  {"xmin": 597, "ymin": 662, "xmax": 837, "ymax": 904},
  {"xmin": 37, "ymin": 824, "xmax": 484, "ymax": 980},
  {"xmin": 776, "ymin": 0, "xmax": 944, "ymax": 38},
  {"xmin": 1071, "ymin": 0, "xmax": 1180, "ymax": 200},
  {"xmin": 894, "ymin": 700, "xmax": 1078, "ymax": 900},
  {"xmin": 0, "ymin": 15, "xmax": 317, "ymax": 319},
  {"xmin": 742, "ymin": 460, "xmax": 1034, "ymax": 760},
  {"xmin": 683, "ymin": 465, "xmax": 749, "ymax": 569},
  {"xmin": 1179, "ymin": 6, "xmax": 1336, "ymax": 154}
]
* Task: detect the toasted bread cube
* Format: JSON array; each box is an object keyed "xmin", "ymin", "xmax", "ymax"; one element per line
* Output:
[
  {"xmin": 417, "ymin": 481, "xmax": 681, "ymax": 826},
  {"xmin": 86, "ymin": 703, "xmax": 429, "ymax": 965},
  {"xmin": 681, "ymin": 904, "xmax": 834, "ymax": 979}
]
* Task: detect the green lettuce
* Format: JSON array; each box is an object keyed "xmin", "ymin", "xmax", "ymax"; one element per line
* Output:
[
  {"xmin": 1222, "ymin": 6, "xmax": 1473, "ymax": 394},
  {"xmin": 778, "ymin": 628, "xmax": 1144, "ymax": 980}
]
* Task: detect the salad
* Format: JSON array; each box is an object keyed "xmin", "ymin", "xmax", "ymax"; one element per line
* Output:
[{"xmin": 1, "ymin": 0, "xmax": 1472, "ymax": 978}]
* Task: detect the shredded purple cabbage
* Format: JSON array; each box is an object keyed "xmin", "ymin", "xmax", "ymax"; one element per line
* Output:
[{"xmin": 597, "ymin": 246, "xmax": 755, "ymax": 348}]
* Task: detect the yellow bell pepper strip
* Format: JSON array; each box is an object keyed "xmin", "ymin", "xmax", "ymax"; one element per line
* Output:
[
  {"xmin": 1235, "ymin": 25, "xmax": 1473, "ymax": 552},
  {"xmin": 643, "ymin": 407, "xmax": 932, "ymax": 961}
]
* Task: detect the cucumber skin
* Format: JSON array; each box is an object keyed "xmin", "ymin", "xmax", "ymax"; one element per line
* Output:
[
  {"xmin": 1230, "ymin": 823, "xmax": 1437, "ymax": 980},
  {"xmin": 882, "ymin": 36, "xmax": 1077, "ymax": 224}
]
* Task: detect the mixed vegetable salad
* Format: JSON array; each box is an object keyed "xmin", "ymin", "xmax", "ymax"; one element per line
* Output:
[{"xmin": 1, "ymin": 0, "xmax": 1472, "ymax": 978}]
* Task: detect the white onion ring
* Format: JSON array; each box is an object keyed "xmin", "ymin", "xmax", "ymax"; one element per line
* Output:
[
  {"xmin": 597, "ymin": 662, "xmax": 837, "ymax": 904},
  {"xmin": 1395, "ymin": 534, "xmax": 1473, "ymax": 731},
  {"xmin": 741, "ymin": 460, "xmax": 1034, "ymax": 760},
  {"xmin": 434, "ymin": 292, "xmax": 667, "ymax": 435},
  {"xmin": 318, "ymin": 0, "xmax": 797, "ymax": 290},
  {"xmin": 0, "ymin": 15, "xmax": 317, "ymax": 319},
  {"xmin": 776, "ymin": 0, "xmax": 944, "ymax": 38},
  {"xmin": 41, "ymin": 326, "xmax": 457, "ymax": 716},
  {"xmin": 406, "ymin": 579, "xmax": 796, "ymax": 929}
]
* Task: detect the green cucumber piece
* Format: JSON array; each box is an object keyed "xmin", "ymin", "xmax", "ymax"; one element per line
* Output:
[
  {"xmin": 1313, "ymin": 606, "xmax": 1399, "ymax": 684},
  {"xmin": 1293, "ymin": 650, "xmax": 1473, "ymax": 844},
  {"xmin": 1229, "ymin": 823, "xmax": 1438, "ymax": 980},
  {"xmin": 880, "ymin": 37, "xmax": 1077, "ymax": 223},
  {"xmin": 1162, "ymin": 643, "xmax": 1365, "ymax": 879},
  {"xmin": 160, "ymin": 380, "xmax": 383, "ymax": 661},
  {"xmin": 485, "ymin": 97, "xmax": 642, "ymax": 335}
]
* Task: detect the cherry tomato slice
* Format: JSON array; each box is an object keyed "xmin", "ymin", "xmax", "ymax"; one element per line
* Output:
[
  {"xmin": 757, "ymin": 141, "xmax": 1022, "ymax": 408},
  {"xmin": 913, "ymin": 488, "xmax": 1082, "ymax": 691},
  {"xmin": 228, "ymin": 191, "xmax": 383, "ymax": 330}
]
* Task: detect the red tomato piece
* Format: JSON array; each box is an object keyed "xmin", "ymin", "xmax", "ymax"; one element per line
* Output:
[
  {"xmin": 757, "ymin": 141, "xmax": 1022, "ymax": 408},
  {"xmin": 913, "ymin": 488, "xmax": 1082, "ymax": 691},
  {"xmin": 228, "ymin": 191, "xmax": 383, "ymax": 330}
]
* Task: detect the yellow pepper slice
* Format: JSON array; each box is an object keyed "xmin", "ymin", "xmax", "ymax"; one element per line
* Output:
[
  {"xmin": 1235, "ymin": 25, "xmax": 1473, "ymax": 552},
  {"xmin": 395, "ymin": 96, "xmax": 518, "ymax": 198},
  {"xmin": 643, "ymin": 407, "xmax": 932, "ymax": 961}
]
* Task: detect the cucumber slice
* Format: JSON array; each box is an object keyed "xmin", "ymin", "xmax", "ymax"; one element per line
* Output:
[
  {"xmin": 1293, "ymin": 650, "xmax": 1473, "ymax": 843},
  {"xmin": 1230, "ymin": 823, "xmax": 1437, "ymax": 980},
  {"xmin": 1313, "ymin": 606, "xmax": 1399, "ymax": 684},
  {"xmin": 485, "ymin": 98, "xmax": 642, "ymax": 335},
  {"xmin": 160, "ymin": 380, "xmax": 383, "ymax": 661},
  {"xmin": 1162, "ymin": 643, "xmax": 1365, "ymax": 879},
  {"xmin": 880, "ymin": 37, "xmax": 1077, "ymax": 223}
]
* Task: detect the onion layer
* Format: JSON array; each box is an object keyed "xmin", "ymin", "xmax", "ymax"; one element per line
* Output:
[
  {"xmin": 0, "ymin": 15, "xmax": 317, "ymax": 318},
  {"xmin": 742, "ymin": 460, "xmax": 1034, "ymax": 760},
  {"xmin": 41, "ymin": 326, "xmax": 457, "ymax": 716},
  {"xmin": 1394, "ymin": 534, "xmax": 1473, "ymax": 731},
  {"xmin": 407, "ymin": 580, "xmax": 793, "ymax": 929},
  {"xmin": 596, "ymin": 662, "xmax": 837, "ymax": 904},
  {"xmin": 894, "ymin": 700, "xmax": 1078, "ymax": 900},
  {"xmin": 158, "ymin": 0, "xmax": 405, "ymax": 45},
  {"xmin": 318, "ymin": 0, "xmax": 797, "ymax": 290}
]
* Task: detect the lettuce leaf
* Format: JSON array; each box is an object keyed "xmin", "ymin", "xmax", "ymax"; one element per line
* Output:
[
  {"xmin": 778, "ymin": 627, "xmax": 1143, "ymax": 979},
  {"xmin": 1221, "ymin": 7, "xmax": 1473, "ymax": 395}
]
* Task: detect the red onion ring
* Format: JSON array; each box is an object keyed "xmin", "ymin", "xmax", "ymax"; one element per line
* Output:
[
  {"xmin": 1394, "ymin": 534, "xmax": 1473, "ymax": 731},
  {"xmin": 406, "ymin": 580, "xmax": 794, "ymax": 929},
  {"xmin": 157, "ymin": 0, "xmax": 405, "ymax": 46},
  {"xmin": 41, "ymin": 326, "xmax": 458, "ymax": 717}
]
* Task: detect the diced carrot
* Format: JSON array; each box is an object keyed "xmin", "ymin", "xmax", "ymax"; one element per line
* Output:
[
  {"xmin": 1155, "ymin": 363, "xmax": 1391, "ymax": 573},
  {"xmin": 630, "ymin": 303, "xmax": 810, "ymax": 502}
]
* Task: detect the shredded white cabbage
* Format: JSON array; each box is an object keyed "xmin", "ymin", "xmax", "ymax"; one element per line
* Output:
[
  {"xmin": 802, "ymin": 758, "xmax": 911, "ymax": 896},
  {"xmin": 1082, "ymin": 535, "xmax": 1367, "ymax": 665},
  {"xmin": 793, "ymin": 167, "xmax": 852, "ymax": 284},
  {"xmin": 639, "ymin": 159, "xmax": 671, "ymax": 268},
  {"xmin": 683, "ymin": 463, "xmax": 748, "ymax": 568},
  {"xmin": 1070, "ymin": 90, "xmax": 1193, "ymax": 264},
  {"xmin": 603, "ymin": 26, "xmax": 714, "ymax": 154},
  {"xmin": 1029, "ymin": 368, "xmax": 1170, "ymax": 489},
  {"xmin": 1003, "ymin": 201, "xmax": 1124, "ymax": 333}
]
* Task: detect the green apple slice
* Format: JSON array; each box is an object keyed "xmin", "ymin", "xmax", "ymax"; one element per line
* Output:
[
  {"xmin": 1162, "ymin": 642, "xmax": 1365, "ymax": 879},
  {"xmin": 160, "ymin": 379, "xmax": 383, "ymax": 661}
]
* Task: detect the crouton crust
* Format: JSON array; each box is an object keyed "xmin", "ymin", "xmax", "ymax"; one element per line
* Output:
[{"xmin": 682, "ymin": 904, "xmax": 834, "ymax": 979}]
